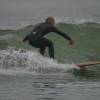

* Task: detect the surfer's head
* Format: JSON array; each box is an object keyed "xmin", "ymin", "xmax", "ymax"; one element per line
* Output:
[{"xmin": 45, "ymin": 16, "xmax": 55, "ymax": 26}]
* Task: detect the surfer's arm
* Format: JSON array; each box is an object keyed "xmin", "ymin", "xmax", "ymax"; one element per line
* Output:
[
  {"xmin": 22, "ymin": 34, "xmax": 29, "ymax": 42},
  {"xmin": 53, "ymin": 27, "xmax": 74, "ymax": 45}
]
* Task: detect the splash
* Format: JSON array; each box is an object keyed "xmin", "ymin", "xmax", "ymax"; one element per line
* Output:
[{"xmin": 0, "ymin": 47, "xmax": 78, "ymax": 74}]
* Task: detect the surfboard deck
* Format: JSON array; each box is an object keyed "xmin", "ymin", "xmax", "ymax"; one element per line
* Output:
[{"xmin": 76, "ymin": 61, "xmax": 100, "ymax": 68}]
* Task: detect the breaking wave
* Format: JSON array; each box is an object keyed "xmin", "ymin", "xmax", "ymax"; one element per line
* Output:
[{"xmin": 0, "ymin": 47, "xmax": 78, "ymax": 75}]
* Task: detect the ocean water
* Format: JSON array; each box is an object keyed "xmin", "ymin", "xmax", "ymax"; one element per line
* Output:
[
  {"xmin": 0, "ymin": 0, "xmax": 100, "ymax": 100},
  {"xmin": 0, "ymin": 0, "xmax": 100, "ymax": 29}
]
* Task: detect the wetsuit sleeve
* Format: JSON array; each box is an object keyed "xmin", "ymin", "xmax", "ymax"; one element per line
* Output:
[
  {"xmin": 53, "ymin": 27, "xmax": 71, "ymax": 40},
  {"xmin": 23, "ymin": 34, "xmax": 29, "ymax": 42}
]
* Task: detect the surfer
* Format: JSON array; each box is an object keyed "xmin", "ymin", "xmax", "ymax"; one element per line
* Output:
[{"xmin": 21, "ymin": 16, "xmax": 74, "ymax": 59}]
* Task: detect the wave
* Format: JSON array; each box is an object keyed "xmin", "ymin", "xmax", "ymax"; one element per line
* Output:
[
  {"xmin": 0, "ymin": 19, "xmax": 100, "ymax": 78},
  {"xmin": 0, "ymin": 48, "xmax": 78, "ymax": 75},
  {"xmin": 17, "ymin": 21, "xmax": 100, "ymax": 30},
  {"xmin": 0, "ymin": 18, "xmax": 100, "ymax": 30}
]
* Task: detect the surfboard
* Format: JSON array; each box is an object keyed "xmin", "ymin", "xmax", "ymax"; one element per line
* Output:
[{"xmin": 76, "ymin": 61, "xmax": 100, "ymax": 68}]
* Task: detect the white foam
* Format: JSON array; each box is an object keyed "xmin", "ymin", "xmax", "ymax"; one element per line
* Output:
[
  {"xmin": 0, "ymin": 47, "xmax": 78, "ymax": 75},
  {"xmin": 55, "ymin": 17, "xmax": 100, "ymax": 25}
]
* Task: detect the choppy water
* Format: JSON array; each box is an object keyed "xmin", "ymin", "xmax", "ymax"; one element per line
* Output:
[
  {"xmin": 0, "ymin": 74, "xmax": 100, "ymax": 100},
  {"xmin": 0, "ymin": 0, "xmax": 100, "ymax": 100},
  {"xmin": 0, "ymin": 22, "xmax": 100, "ymax": 100}
]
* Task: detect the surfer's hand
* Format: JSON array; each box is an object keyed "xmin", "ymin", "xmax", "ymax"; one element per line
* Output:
[{"xmin": 69, "ymin": 39, "xmax": 74, "ymax": 45}]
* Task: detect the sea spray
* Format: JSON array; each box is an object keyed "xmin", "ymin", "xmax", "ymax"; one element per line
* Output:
[{"xmin": 0, "ymin": 47, "xmax": 78, "ymax": 74}]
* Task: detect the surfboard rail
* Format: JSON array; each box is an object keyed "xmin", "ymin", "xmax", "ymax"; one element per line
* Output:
[{"xmin": 76, "ymin": 61, "xmax": 100, "ymax": 68}]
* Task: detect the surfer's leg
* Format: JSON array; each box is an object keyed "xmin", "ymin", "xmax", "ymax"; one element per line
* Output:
[
  {"xmin": 38, "ymin": 38, "xmax": 54, "ymax": 59},
  {"xmin": 47, "ymin": 40, "xmax": 54, "ymax": 59},
  {"xmin": 28, "ymin": 38, "xmax": 54, "ymax": 58},
  {"xmin": 39, "ymin": 47, "xmax": 46, "ymax": 56},
  {"xmin": 39, "ymin": 38, "xmax": 54, "ymax": 58},
  {"xmin": 28, "ymin": 40, "xmax": 46, "ymax": 56}
]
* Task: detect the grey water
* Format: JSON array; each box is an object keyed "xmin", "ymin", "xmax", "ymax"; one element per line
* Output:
[
  {"xmin": 0, "ymin": 0, "xmax": 100, "ymax": 29},
  {"xmin": 0, "ymin": 74, "xmax": 100, "ymax": 100},
  {"xmin": 0, "ymin": 48, "xmax": 100, "ymax": 100},
  {"xmin": 0, "ymin": 0, "xmax": 100, "ymax": 100}
]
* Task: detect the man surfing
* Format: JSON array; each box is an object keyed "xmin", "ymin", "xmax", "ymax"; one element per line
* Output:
[{"xmin": 21, "ymin": 16, "xmax": 74, "ymax": 59}]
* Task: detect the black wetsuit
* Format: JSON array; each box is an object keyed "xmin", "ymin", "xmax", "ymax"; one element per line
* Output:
[{"xmin": 23, "ymin": 23, "xmax": 71, "ymax": 58}]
